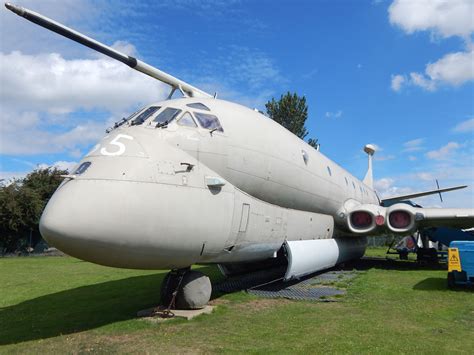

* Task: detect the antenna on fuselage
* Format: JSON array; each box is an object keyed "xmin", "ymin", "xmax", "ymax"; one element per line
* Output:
[
  {"xmin": 4, "ymin": 2, "xmax": 212, "ymax": 99},
  {"xmin": 363, "ymin": 144, "xmax": 376, "ymax": 189}
]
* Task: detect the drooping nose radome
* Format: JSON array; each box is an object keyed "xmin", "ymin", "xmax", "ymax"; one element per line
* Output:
[{"xmin": 40, "ymin": 173, "xmax": 214, "ymax": 269}]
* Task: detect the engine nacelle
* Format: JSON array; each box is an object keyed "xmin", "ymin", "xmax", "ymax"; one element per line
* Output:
[
  {"xmin": 386, "ymin": 203, "xmax": 418, "ymax": 234},
  {"xmin": 346, "ymin": 204, "xmax": 386, "ymax": 235}
]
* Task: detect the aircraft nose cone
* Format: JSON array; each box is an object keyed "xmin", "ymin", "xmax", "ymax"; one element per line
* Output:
[
  {"xmin": 39, "ymin": 183, "xmax": 85, "ymax": 255},
  {"xmin": 38, "ymin": 165, "xmax": 206, "ymax": 270}
]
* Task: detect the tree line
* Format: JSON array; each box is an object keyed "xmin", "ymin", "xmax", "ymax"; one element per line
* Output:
[{"xmin": 0, "ymin": 167, "xmax": 66, "ymax": 254}]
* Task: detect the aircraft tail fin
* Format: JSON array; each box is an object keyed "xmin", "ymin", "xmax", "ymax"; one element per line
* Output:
[{"xmin": 362, "ymin": 144, "xmax": 376, "ymax": 189}]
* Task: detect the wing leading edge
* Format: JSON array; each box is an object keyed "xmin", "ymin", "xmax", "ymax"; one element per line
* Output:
[{"xmin": 380, "ymin": 185, "xmax": 467, "ymax": 205}]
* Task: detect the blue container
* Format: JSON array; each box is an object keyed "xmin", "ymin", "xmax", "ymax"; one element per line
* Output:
[{"xmin": 449, "ymin": 241, "xmax": 474, "ymax": 287}]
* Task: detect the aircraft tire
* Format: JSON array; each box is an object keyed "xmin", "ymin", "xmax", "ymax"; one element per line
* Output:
[{"xmin": 176, "ymin": 271, "xmax": 212, "ymax": 310}]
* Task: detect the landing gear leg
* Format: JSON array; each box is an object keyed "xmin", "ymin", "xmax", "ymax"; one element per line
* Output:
[{"xmin": 160, "ymin": 268, "xmax": 212, "ymax": 310}]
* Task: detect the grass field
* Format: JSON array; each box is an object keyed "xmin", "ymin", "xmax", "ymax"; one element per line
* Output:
[{"xmin": 1, "ymin": 248, "xmax": 473, "ymax": 353}]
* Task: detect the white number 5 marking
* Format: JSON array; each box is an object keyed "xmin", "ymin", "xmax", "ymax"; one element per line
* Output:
[{"xmin": 100, "ymin": 134, "xmax": 133, "ymax": 156}]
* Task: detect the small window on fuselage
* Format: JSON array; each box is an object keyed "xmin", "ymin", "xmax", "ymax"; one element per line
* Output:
[
  {"xmin": 186, "ymin": 102, "xmax": 210, "ymax": 111},
  {"xmin": 74, "ymin": 161, "xmax": 91, "ymax": 175},
  {"xmin": 153, "ymin": 107, "xmax": 182, "ymax": 125},
  {"xmin": 327, "ymin": 166, "xmax": 332, "ymax": 176},
  {"xmin": 345, "ymin": 177, "xmax": 349, "ymax": 186},
  {"xmin": 178, "ymin": 112, "xmax": 197, "ymax": 127},
  {"xmin": 302, "ymin": 150, "xmax": 309, "ymax": 165},
  {"xmin": 194, "ymin": 112, "xmax": 224, "ymax": 132},
  {"xmin": 131, "ymin": 106, "xmax": 161, "ymax": 125}
]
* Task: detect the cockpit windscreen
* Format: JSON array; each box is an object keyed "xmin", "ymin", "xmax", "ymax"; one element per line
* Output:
[
  {"xmin": 131, "ymin": 106, "xmax": 161, "ymax": 125},
  {"xmin": 153, "ymin": 107, "xmax": 182, "ymax": 125},
  {"xmin": 186, "ymin": 102, "xmax": 210, "ymax": 111},
  {"xmin": 194, "ymin": 112, "xmax": 224, "ymax": 132}
]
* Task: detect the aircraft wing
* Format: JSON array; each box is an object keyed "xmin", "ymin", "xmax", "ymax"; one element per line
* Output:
[
  {"xmin": 380, "ymin": 185, "xmax": 467, "ymax": 205},
  {"xmin": 414, "ymin": 207, "xmax": 474, "ymax": 229}
]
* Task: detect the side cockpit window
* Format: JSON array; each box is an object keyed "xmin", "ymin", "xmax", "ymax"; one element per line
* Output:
[
  {"xmin": 194, "ymin": 112, "xmax": 224, "ymax": 132},
  {"xmin": 186, "ymin": 102, "xmax": 210, "ymax": 111},
  {"xmin": 153, "ymin": 107, "xmax": 182, "ymax": 126},
  {"xmin": 177, "ymin": 112, "xmax": 197, "ymax": 127},
  {"xmin": 131, "ymin": 106, "xmax": 161, "ymax": 126}
]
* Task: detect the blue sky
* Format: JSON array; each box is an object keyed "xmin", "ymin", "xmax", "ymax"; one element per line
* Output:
[{"xmin": 0, "ymin": 0, "xmax": 473, "ymax": 207}]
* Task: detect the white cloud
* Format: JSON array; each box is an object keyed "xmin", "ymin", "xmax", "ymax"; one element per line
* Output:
[
  {"xmin": 0, "ymin": 50, "xmax": 167, "ymax": 114},
  {"xmin": 0, "ymin": 117, "xmax": 106, "ymax": 156},
  {"xmin": 0, "ymin": 171, "xmax": 28, "ymax": 184},
  {"xmin": 452, "ymin": 118, "xmax": 474, "ymax": 133},
  {"xmin": 370, "ymin": 144, "xmax": 382, "ymax": 152},
  {"xmin": 38, "ymin": 160, "xmax": 78, "ymax": 172},
  {"xmin": 408, "ymin": 155, "xmax": 417, "ymax": 161},
  {"xmin": 0, "ymin": 46, "xmax": 171, "ymax": 156},
  {"xmin": 325, "ymin": 110, "xmax": 343, "ymax": 119},
  {"xmin": 403, "ymin": 138, "xmax": 425, "ymax": 152},
  {"xmin": 388, "ymin": 1, "xmax": 474, "ymax": 92},
  {"xmin": 374, "ymin": 154, "xmax": 395, "ymax": 161},
  {"xmin": 375, "ymin": 139, "xmax": 473, "ymax": 208},
  {"xmin": 374, "ymin": 177, "xmax": 395, "ymax": 191},
  {"xmin": 374, "ymin": 177, "xmax": 414, "ymax": 198},
  {"xmin": 392, "ymin": 51, "xmax": 474, "ymax": 92},
  {"xmin": 426, "ymin": 50, "xmax": 474, "ymax": 86},
  {"xmin": 409, "ymin": 72, "xmax": 436, "ymax": 91},
  {"xmin": 355, "ymin": 143, "xmax": 383, "ymax": 159},
  {"xmin": 191, "ymin": 45, "xmax": 284, "ymax": 93},
  {"xmin": 391, "ymin": 74, "xmax": 405, "ymax": 91},
  {"xmin": 426, "ymin": 141, "xmax": 460, "ymax": 160},
  {"xmin": 416, "ymin": 172, "xmax": 434, "ymax": 181},
  {"xmin": 389, "ymin": 0, "xmax": 474, "ymax": 39}
]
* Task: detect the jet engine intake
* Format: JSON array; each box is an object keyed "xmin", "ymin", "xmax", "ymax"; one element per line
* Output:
[
  {"xmin": 347, "ymin": 204, "xmax": 386, "ymax": 235},
  {"xmin": 386, "ymin": 203, "xmax": 416, "ymax": 234}
]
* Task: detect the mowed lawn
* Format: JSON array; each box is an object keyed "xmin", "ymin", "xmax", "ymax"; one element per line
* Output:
[{"xmin": 1, "ymin": 250, "xmax": 473, "ymax": 354}]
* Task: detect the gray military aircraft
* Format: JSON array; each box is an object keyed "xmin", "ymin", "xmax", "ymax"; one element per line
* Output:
[{"xmin": 6, "ymin": 3, "xmax": 474, "ymax": 309}]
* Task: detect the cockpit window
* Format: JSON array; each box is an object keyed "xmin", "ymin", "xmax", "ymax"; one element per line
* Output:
[
  {"xmin": 194, "ymin": 112, "xmax": 224, "ymax": 132},
  {"xmin": 177, "ymin": 112, "xmax": 197, "ymax": 127},
  {"xmin": 126, "ymin": 108, "xmax": 142, "ymax": 121},
  {"xmin": 131, "ymin": 106, "xmax": 161, "ymax": 126},
  {"xmin": 186, "ymin": 102, "xmax": 210, "ymax": 111},
  {"xmin": 153, "ymin": 107, "xmax": 182, "ymax": 125},
  {"xmin": 74, "ymin": 161, "xmax": 91, "ymax": 175}
]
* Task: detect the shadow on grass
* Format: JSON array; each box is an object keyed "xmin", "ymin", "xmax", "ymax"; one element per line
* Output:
[
  {"xmin": 0, "ymin": 266, "xmax": 217, "ymax": 345},
  {"xmin": 413, "ymin": 277, "xmax": 473, "ymax": 292}
]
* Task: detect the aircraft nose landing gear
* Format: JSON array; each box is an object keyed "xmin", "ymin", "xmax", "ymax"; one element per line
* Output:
[{"xmin": 160, "ymin": 268, "xmax": 212, "ymax": 310}]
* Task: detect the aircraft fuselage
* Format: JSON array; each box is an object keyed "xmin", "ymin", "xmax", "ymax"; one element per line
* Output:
[{"xmin": 40, "ymin": 98, "xmax": 376, "ymax": 269}]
